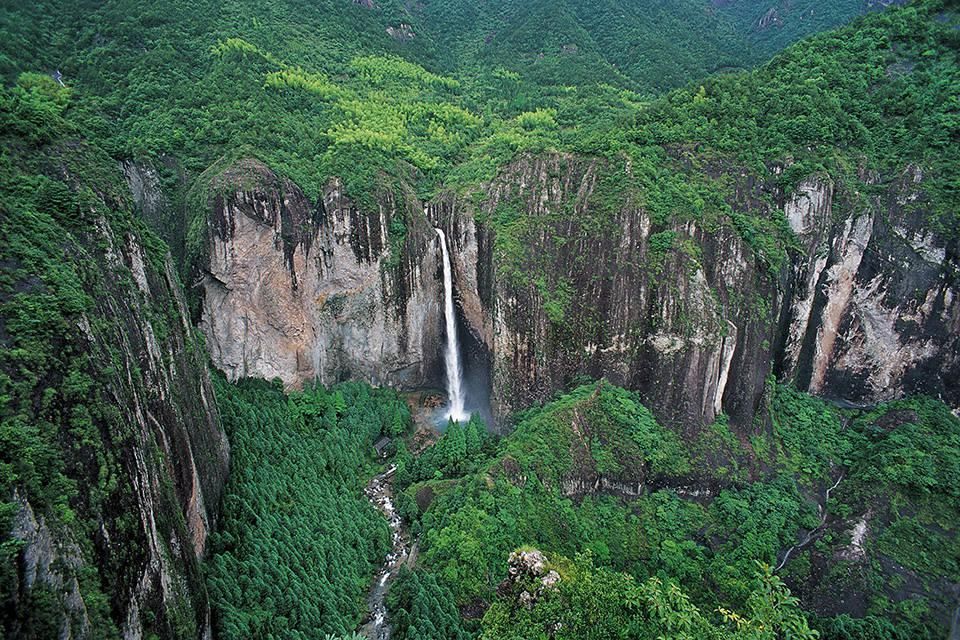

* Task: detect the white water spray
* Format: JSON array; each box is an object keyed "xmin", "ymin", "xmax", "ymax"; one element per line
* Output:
[{"xmin": 435, "ymin": 228, "xmax": 469, "ymax": 422}]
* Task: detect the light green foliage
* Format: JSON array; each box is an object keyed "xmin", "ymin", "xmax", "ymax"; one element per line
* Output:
[
  {"xmin": 351, "ymin": 55, "xmax": 460, "ymax": 91},
  {"xmin": 481, "ymin": 551, "xmax": 819, "ymax": 640},
  {"xmin": 1, "ymin": 0, "xmax": 952, "ymax": 281},
  {"xmin": 207, "ymin": 377, "xmax": 411, "ymax": 638},
  {"xmin": 634, "ymin": 3, "xmax": 960, "ymax": 235},
  {"xmin": 6, "ymin": 72, "xmax": 71, "ymax": 143},
  {"xmin": 770, "ymin": 385, "xmax": 855, "ymax": 485},
  {"xmin": 0, "ymin": 1, "xmax": 957, "ymax": 638},
  {"xmin": 535, "ymin": 276, "xmax": 572, "ymax": 326},
  {"xmin": 265, "ymin": 68, "xmax": 346, "ymax": 101},
  {"xmin": 399, "ymin": 382, "xmax": 960, "ymax": 638}
]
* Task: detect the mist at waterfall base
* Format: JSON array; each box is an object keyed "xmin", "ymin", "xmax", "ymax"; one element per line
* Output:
[{"xmin": 433, "ymin": 228, "xmax": 492, "ymax": 432}]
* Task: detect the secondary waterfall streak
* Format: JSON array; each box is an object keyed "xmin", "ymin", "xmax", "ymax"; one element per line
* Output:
[{"xmin": 436, "ymin": 228, "xmax": 468, "ymax": 422}]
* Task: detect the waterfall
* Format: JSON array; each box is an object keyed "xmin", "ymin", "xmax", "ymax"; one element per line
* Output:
[{"xmin": 435, "ymin": 228, "xmax": 469, "ymax": 422}]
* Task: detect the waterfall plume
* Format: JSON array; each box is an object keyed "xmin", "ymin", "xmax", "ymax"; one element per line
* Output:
[{"xmin": 435, "ymin": 228, "xmax": 469, "ymax": 422}]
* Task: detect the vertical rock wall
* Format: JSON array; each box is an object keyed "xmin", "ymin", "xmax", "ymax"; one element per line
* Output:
[
  {"xmin": 199, "ymin": 159, "xmax": 444, "ymax": 391},
  {"xmin": 447, "ymin": 154, "xmax": 773, "ymax": 431},
  {"xmin": 5, "ymin": 156, "xmax": 230, "ymax": 639},
  {"xmin": 443, "ymin": 155, "xmax": 958, "ymax": 431},
  {"xmin": 779, "ymin": 166, "xmax": 959, "ymax": 407},
  {"xmin": 194, "ymin": 154, "xmax": 958, "ymax": 436}
]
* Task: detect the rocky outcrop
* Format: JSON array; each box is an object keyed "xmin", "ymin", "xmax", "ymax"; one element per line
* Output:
[
  {"xmin": 3, "ymin": 150, "xmax": 229, "ymax": 638},
  {"xmin": 121, "ymin": 160, "xmax": 167, "ymax": 230},
  {"xmin": 121, "ymin": 157, "xmax": 190, "ymax": 261},
  {"xmin": 193, "ymin": 155, "xmax": 958, "ymax": 435},
  {"xmin": 76, "ymin": 235, "xmax": 229, "ymax": 639},
  {"xmin": 386, "ymin": 23, "xmax": 416, "ymax": 41},
  {"xmin": 442, "ymin": 154, "xmax": 958, "ymax": 430},
  {"xmin": 10, "ymin": 492, "xmax": 92, "ymax": 638},
  {"xmin": 757, "ymin": 7, "xmax": 783, "ymax": 30},
  {"xmin": 496, "ymin": 549, "xmax": 561, "ymax": 610},
  {"xmin": 778, "ymin": 166, "xmax": 959, "ymax": 407},
  {"xmin": 198, "ymin": 159, "xmax": 444, "ymax": 391},
  {"xmin": 438, "ymin": 154, "xmax": 771, "ymax": 431}
]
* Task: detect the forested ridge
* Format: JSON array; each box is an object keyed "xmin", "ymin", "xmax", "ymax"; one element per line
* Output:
[
  {"xmin": 0, "ymin": 0, "xmax": 958, "ymax": 638},
  {"xmin": 0, "ymin": 0, "xmax": 952, "ymax": 294},
  {"xmin": 387, "ymin": 382, "xmax": 960, "ymax": 639},
  {"xmin": 0, "ymin": 71, "xmax": 230, "ymax": 637}
]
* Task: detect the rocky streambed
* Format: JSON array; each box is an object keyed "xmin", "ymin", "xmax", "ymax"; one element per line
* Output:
[{"xmin": 360, "ymin": 465, "xmax": 412, "ymax": 640}]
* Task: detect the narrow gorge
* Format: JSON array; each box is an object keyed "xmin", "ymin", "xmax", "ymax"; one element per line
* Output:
[{"xmin": 2, "ymin": 1, "xmax": 958, "ymax": 638}]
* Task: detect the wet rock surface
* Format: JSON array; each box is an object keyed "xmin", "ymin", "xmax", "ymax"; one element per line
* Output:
[
  {"xmin": 7, "ymin": 159, "xmax": 230, "ymax": 638},
  {"xmin": 196, "ymin": 155, "xmax": 958, "ymax": 436},
  {"xmin": 462, "ymin": 155, "xmax": 959, "ymax": 430},
  {"xmin": 360, "ymin": 465, "xmax": 412, "ymax": 640}
]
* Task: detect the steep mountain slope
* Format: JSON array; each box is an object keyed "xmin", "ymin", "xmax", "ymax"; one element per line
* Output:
[
  {"xmin": 451, "ymin": 152, "xmax": 958, "ymax": 427},
  {"xmin": 454, "ymin": 0, "xmax": 959, "ymax": 423},
  {"xmin": 0, "ymin": 1, "xmax": 956, "ymax": 637},
  {"xmin": 401, "ymin": 0, "xmax": 891, "ymax": 92},
  {"xmin": 180, "ymin": 1, "xmax": 958, "ymax": 432},
  {"xmin": 716, "ymin": 0, "xmax": 904, "ymax": 57},
  {"xmin": 0, "ymin": 76, "xmax": 229, "ymax": 638},
  {"xmin": 390, "ymin": 382, "xmax": 960, "ymax": 637},
  {"xmin": 0, "ymin": 0, "xmax": 887, "ymax": 208},
  {"xmin": 194, "ymin": 158, "xmax": 445, "ymax": 389}
]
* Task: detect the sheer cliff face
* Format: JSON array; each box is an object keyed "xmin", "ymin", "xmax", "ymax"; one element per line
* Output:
[
  {"xmin": 195, "ymin": 154, "xmax": 957, "ymax": 433},
  {"xmin": 4, "ymin": 152, "xmax": 229, "ymax": 638},
  {"xmin": 778, "ymin": 166, "xmax": 959, "ymax": 406},
  {"xmin": 448, "ymin": 155, "xmax": 958, "ymax": 430},
  {"xmin": 199, "ymin": 159, "xmax": 443, "ymax": 390},
  {"xmin": 456, "ymin": 154, "xmax": 771, "ymax": 431}
]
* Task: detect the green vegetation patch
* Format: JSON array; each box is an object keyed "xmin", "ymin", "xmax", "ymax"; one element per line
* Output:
[{"xmin": 207, "ymin": 377, "xmax": 410, "ymax": 639}]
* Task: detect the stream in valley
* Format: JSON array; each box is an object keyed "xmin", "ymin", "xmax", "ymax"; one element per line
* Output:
[
  {"xmin": 775, "ymin": 413, "xmax": 853, "ymax": 573},
  {"xmin": 775, "ymin": 471, "xmax": 845, "ymax": 572},
  {"xmin": 360, "ymin": 464, "xmax": 413, "ymax": 640}
]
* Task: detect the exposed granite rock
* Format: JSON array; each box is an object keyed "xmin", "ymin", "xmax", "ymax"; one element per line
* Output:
[
  {"xmin": 427, "ymin": 194, "xmax": 494, "ymax": 350},
  {"xmin": 497, "ymin": 549, "xmax": 561, "ymax": 610},
  {"xmin": 386, "ymin": 23, "xmax": 416, "ymax": 41},
  {"xmin": 454, "ymin": 153, "xmax": 768, "ymax": 431},
  {"xmin": 757, "ymin": 7, "xmax": 783, "ymax": 30},
  {"xmin": 5, "ymin": 155, "xmax": 229, "ymax": 639},
  {"xmin": 779, "ymin": 167, "xmax": 960, "ymax": 407},
  {"xmin": 121, "ymin": 160, "xmax": 167, "ymax": 230},
  {"xmin": 11, "ymin": 491, "xmax": 91, "ymax": 639},
  {"xmin": 194, "ymin": 154, "xmax": 958, "ymax": 436},
  {"xmin": 450, "ymin": 154, "xmax": 957, "ymax": 430},
  {"xmin": 199, "ymin": 158, "xmax": 444, "ymax": 390},
  {"xmin": 120, "ymin": 157, "xmax": 190, "ymax": 261}
]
